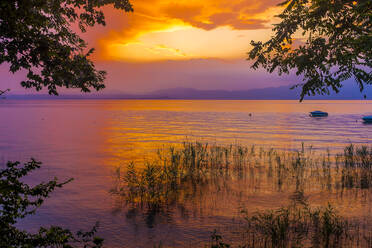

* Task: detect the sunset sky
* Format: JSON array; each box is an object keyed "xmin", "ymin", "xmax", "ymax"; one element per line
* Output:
[{"xmin": 2, "ymin": 0, "xmax": 304, "ymax": 94}]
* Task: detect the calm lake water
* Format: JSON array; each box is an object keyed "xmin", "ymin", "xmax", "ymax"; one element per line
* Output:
[{"xmin": 0, "ymin": 100, "xmax": 371, "ymax": 247}]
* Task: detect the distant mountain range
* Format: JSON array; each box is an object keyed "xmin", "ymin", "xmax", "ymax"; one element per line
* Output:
[{"xmin": 4, "ymin": 84, "xmax": 371, "ymax": 100}]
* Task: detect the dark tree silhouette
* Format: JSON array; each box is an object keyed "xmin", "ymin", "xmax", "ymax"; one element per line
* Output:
[
  {"xmin": 0, "ymin": 159, "xmax": 104, "ymax": 247},
  {"xmin": 0, "ymin": 89, "xmax": 10, "ymax": 95},
  {"xmin": 248, "ymin": 0, "xmax": 371, "ymax": 101},
  {"xmin": 0, "ymin": 0, "xmax": 133, "ymax": 95}
]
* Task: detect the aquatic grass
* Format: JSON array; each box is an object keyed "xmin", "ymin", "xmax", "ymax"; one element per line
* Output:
[
  {"xmin": 111, "ymin": 141, "xmax": 253, "ymax": 207},
  {"xmin": 215, "ymin": 199, "xmax": 356, "ymax": 248},
  {"xmin": 109, "ymin": 141, "xmax": 372, "ymax": 246},
  {"xmin": 210, "ymin": 189, "xmax": 372, "ymax": 248},
  {"xmin": 111, "ymin": 141, "xmax": 372, "ymax": 243},
  {"xmin": 210, "ymin": 230, "xmax": 231, "ymax": 248},
  {"xmin": 209, "ymin": 189, "xmax": 372, "ymax": 248},
  {"xmin": 340, "ymin": 145, "xmax": 372, "ymax": 190},
  {"xmin": 112, "ymin": 142, "xmax": 372, "ymax": 208}
]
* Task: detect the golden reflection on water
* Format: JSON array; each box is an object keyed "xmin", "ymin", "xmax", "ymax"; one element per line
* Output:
[{"xmin": 100, "ymin": 100, "xmax": 372, "ymax": 168}]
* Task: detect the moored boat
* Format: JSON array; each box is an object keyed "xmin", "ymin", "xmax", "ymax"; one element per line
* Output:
[
  {"xmin": 362, "ymin": 115, "xmax": 372, "ymax": 123},
  {"xmin": 310, "ymin": 111, "xmax": 328, "ymax": 117}
]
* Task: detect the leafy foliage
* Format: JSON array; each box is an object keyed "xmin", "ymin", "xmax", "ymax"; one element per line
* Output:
[
  {"xmin": 0, "ymin": 88, "xmax": 10, "ymax": 95},
  {"xmin": 0, "ymin": 0, "xmax": 133, "ymax": 95},
  {"xmin": 248, "ymin": 0, "xmax": 372, "ymax": 100},
  {"xmin": 0, "ymin": 159, "xmax": 104, "ymax": 247}
]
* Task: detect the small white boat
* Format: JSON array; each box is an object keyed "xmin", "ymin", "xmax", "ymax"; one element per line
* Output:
[
  {"xmin": 362, "ymin": 115, "xmax": 372, "ymax": 123},
  {"xmin": 310, "ymin": 111, "xmax": 328, "ymax": 117}
]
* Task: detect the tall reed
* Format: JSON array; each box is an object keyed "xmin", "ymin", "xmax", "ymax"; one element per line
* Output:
[
  {"xmin": 111, "ymin": 141, "xmax": 372, "ymax": 246},
  {"xmin": 112, "ymin": 142, "xmax": 372, "ymax": 206}
]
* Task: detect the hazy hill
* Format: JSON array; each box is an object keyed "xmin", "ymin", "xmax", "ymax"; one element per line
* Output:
[{"xmin": 5, "ymin": 83, "xmax": 371, "ymax": 100}]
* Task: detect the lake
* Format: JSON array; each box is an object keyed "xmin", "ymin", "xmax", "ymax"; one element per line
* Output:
[{"xmin": 0, "ymin": 100, "xmax": 371, "ymax": 247}]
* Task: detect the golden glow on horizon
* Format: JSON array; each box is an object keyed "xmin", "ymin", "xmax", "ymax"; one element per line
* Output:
[
  {"xmin": 102, "ymin": 26, "xmax": 273, "ymax": 62},
  {"xmin": 97, "ymin": 0, "xmax": 283, "ymax": 62}
]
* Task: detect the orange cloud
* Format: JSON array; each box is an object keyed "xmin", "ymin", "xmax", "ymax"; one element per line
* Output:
[{"xmin": 96, "ymin": 0, "xmax": 283, "ymax": 61}]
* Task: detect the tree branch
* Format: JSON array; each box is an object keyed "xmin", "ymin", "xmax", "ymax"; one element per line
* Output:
[{"xmin": 0, "ymin": 89, "xmax": 10, "ymax": 96}]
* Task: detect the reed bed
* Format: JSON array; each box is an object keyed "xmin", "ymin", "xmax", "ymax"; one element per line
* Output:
[
  {"xmin": 211, "ymin": 203, "xmax": 372, "ymax": 248},
  {"xmin": 210, "ymin": 190, "xmax": 372, "ymax": 248},
  {"xmin": 111, "ymin": 142, "xmax": 372, "ymax": 204},
  {"xmin": 111, "ymin": 142, "xmax": 251, "ymax": 206},
  {"xmin": 241, "ymin": 197, "xmax": 356, "ymax": 247},
  {"xmin": 110, "ymin": 141, "xmax": 372, "ymax": 247}
]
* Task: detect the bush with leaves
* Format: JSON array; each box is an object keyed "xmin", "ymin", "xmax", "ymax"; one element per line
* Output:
[{"xmin": 0, "ymin": 159, "xmax": 104, "ymax": 247}]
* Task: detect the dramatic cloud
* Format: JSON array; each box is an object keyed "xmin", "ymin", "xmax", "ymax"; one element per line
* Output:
[{"xmin": 94, "ymin": 0, "xmax": 283, "ymax": 61}]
